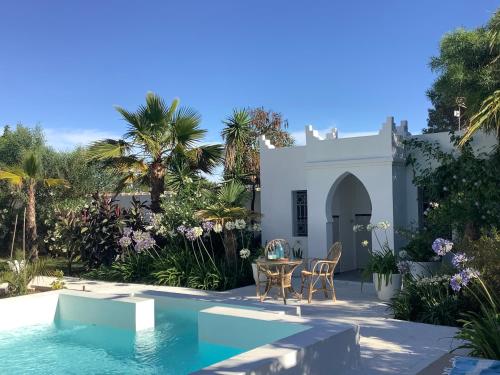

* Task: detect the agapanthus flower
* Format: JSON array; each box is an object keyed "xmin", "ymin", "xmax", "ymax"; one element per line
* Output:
[
  {"xmin": 397, "ymin": 260, "xmax": 411, "ymax": 275},
  {"xmin": 225, "ymin": 221, "xmax": 235, "ymax": 231},
  {"xmin": 432, "ymin": 238, "xmax": 453, "ymax": 256},
  {"xmin": 177, "ymin": 225, "xmax": 187, "ymax": 234},
  {"xmin": 398, "ymin": 250, "xmax": 408, "ymax": 260},
  {"xmin": 252, "ymin": 223, "xmax": 261, "ymax": 232},
  {"xmin": 7, "ymin": 260, "xmax": 25, "ymax": 274},
  {"xmin": 352, "ymin": 224, "xmax": 364, "ymax": 232},
  {"xmin": 131, "ymin": 230, "xmax": 156, "ymax": 252},
  {"xmin": 213, "ymin": 223, "xmax": 223, "ymax": 233},
  {"xmin": 451, "ymin": 253, "xmax": 469, "ymax": 269},
  {"xmin": 192, "ymin": 226, "xmax": 203, "ymax": 238},
  {"xmin": 118, "ymin": 236, "xmax": 132, "ymax": 248},
  {"xmin": 123, "ymin": 227, "xmax": 133, "ymax": 237},
  {"xmin": 361, "ymin": 240, "xmax": 369, "ymax": 247},
  {"xmin": 202, "ymin": 221, "xmax": 214, "ymax": 232},
  {"xmin": 377, "ymin": 220, "xmax": 391, "ymax": 230},
  {"xmin": 235, "ymin": 219, "xmax": 246, "ymax": 230},
  {"xmin": 239, "ymin": 248, "xmax": 251, "ymax": 259},
  {"xmin": 450, "ymin": 273, "xmax": 463, "ymax": 292}
]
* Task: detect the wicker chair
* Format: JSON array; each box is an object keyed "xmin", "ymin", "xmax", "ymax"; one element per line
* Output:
[
  {"xmin": 257, "ymin": 239, "xmax": 294, "ymax": 304},
  {"xmin": 300, "ymin": 242, "xmax": 342, "ymax": 303}
]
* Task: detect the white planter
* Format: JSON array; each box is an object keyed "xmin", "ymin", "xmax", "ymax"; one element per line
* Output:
[
  {"xmin": 252, "ymin": 263, "xmax": 267, "ymax": 285},
  {"xmin": 408, "ymin": 261, "xmax": 440, "ymax": 279},
  {"xmin": 373, "ymin": 273, "xmax": 402, "ymax": 301}
]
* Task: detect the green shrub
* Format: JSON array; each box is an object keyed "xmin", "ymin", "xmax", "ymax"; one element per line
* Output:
[
  {"xmin": 458, "ymin": 229, "xmax": 500, "ymax": 296},
  {"xmin": 389, "ymin": 274, "xmax": 476, "ymax": 326}
]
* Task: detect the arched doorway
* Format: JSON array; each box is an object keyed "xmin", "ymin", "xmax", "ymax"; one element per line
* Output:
[{"xmin": 325, "ymin": 173, "xmax": 372, "ymax": 272}]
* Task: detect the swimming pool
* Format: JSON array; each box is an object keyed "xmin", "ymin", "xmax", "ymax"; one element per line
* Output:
[{"xmin": 0, "ymin": 292, "xmax": 307, "ymax": 374}]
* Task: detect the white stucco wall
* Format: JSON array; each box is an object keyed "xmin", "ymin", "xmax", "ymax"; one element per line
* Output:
[
  {"xmin": 260, "ymin": 138, "xmax": 308, "ymax": 256},
  {"xmin": 260, "ymin": 116, "xmax": 497, "ymax": 267}
]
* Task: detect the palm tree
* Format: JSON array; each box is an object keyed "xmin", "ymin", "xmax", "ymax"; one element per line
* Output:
[
  {"xmin": 196, "ymin": 181, "xmax": 258, "ymax": 262},
  {"xmin": 459, "ymin": 90, "xmax": 500, "ymax": 146},
  {"xmin": 0, "ymin": 151, "xmax": 69, "ymax": 258},
  {"xmin": 459, "ymin": 12, "xmax": 500, "ymax": 146},
  {"xmin": 221, "ymin": 109, "xmax": 252, "ymax": 181},
  {"xmin": 87, "ymin": 92, "xmax": 223, "ymax": 213}
]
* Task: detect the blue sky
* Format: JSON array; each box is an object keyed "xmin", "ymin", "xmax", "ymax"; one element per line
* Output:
[{"xmin": 0, "ymin": 1, "xmax": 498, "ymax": 150}]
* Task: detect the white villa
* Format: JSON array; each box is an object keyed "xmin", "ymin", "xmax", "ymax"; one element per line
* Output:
[{"xmin": 259, "ymin": 116, "xmax": 496, "ymax": 272}]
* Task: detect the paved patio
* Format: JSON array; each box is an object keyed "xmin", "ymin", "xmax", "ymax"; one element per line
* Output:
[{"xmin": 32, "ymin": 276, "xmax": 460, "ymax": 375}]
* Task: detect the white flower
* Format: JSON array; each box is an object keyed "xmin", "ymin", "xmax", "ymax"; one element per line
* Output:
[
  {"xmin": 7, "ymin": 260, "xmax": 25, "ymax": 274},
  {"xmin": 239, "ymin": 248, "xmax": 251, "ymax": 259},
  {"xmin": 352, "ymin": 224, "xmax": 364, "ymax": 232},
  {"xmin": 361, "ymin": 240, "xmax": 369, "ymax": 247},
  {"xmin": 225, "ymin": 221, "xmax": 235, "ymax": 231},
  {"xmin": 429, "ymin": 202, "xmax": 439, "ymax": 209},
  {"xmin": 399, "ymin": 250, "xmax": 408, "ymax": 260},
  {"xmin": 252, "ymin": 223, "xmax": 261, "ymax": 232},
  {"xmin": 213, "ymin": 223, "xmax": 223, "ymax": 233},
  {"xmin": 192, "ymin": 227, "xmax": 203, "ymax": 238},
  {"xmin": 377, "ymin": 220, "xmax": 391, "ymax": 230},
  {"xmin": 235, "ymin": 219, "xmax": 246, "ymax": 230}
]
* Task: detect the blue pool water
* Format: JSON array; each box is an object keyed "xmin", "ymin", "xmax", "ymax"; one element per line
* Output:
[{"xmin": 0, "ymin": 306, "xmax": 244, "ymax": 374}]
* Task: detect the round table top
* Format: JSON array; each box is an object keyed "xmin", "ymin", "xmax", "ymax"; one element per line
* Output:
[{"xmin": 256, "ymin": 258, "xmax": 303, "ymax": 266}]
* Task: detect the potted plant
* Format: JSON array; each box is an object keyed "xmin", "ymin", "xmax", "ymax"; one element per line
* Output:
[
  {"xmin": 398, "ymin": 228, "xmax": 441, "ymax": 278},
  {"xmin": 250, "ymin": 247, "xmax": 267, "ymax": 285},
  {"xmin": 291, "ymin": 240, "xmax": 304, "ymax": 277},
  {"xmin": 356, "ymin": 221, "xmax": 402, "ymax": 301}
]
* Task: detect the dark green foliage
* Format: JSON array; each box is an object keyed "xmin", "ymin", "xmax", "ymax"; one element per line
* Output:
[
  {"xmin": 406, "ymin": 136, "xmax": 500, "ymax": 239},
  {"xmin": 389, "ymin": 274, "xmax": 476, "ymax": 326},
  {"xmin": 425, "ymin": 10, "xmax": 500, "ymax": 133},
  {"xmin": 80, "ymin": 194, "xmax": 123, "ymax": 269}
]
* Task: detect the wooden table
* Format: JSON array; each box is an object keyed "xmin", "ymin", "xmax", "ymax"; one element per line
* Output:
[{"xmin": 255, "ymin": 258, "xmax": 303, "ymax": 304}]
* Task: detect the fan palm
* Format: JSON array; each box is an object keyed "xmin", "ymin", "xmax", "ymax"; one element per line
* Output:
[
  {"xmin": 0, "ymin": 151, "xmax": 69, "ymax": 258},
  {"xmin": 459, "ymin": 90, "xmax": 500, "ymax": 146},
  {"xmin": 87, "ymin": 92, "xmax": 223, "ymax": 213}
]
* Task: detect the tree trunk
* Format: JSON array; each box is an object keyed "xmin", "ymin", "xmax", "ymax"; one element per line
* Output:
[
  {"xmin": 223, "ymin": 230, "xmax": 237, "ymax": 264},
  {"xmin": 251, "ymin": 183, "xmax": 256, "ymax": 212},
  {"xmin": 150, "ymin": 162, "xmax": 166, "ymax": 213},
  {"xmin": 27, "ymin": 180, "xmax": 38, "ymax": 259}
]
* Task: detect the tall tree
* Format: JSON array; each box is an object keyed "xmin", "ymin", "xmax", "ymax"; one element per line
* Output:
[
  {"xmin": 459, "ymin": 11, "xmax": 500, "ymax": 145},
  {"xmin": 0, "ymin": 151, "xmax": 68, "ymax": 258},
  {"xmin": 425, "ymin": 9, "xmax": 500, "ymax": 134},
  {"xmin": 221, "ymin": 108, "xmax": 294, "ymax": 211},
  {"xmin": 88, "ymin": 92, "xmax": 223, "ymax": 213}
]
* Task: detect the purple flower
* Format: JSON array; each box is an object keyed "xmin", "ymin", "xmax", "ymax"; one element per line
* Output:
[
  {"xmin": 450, "ymin": 268, "xmax": 479, "ymax": 292},
  {"xmin": 123, "ymin": 227, "xmax": 133, "ymax": 237},
  {"xmin": 202, "ymin": 221, "xmax": 214, "ymax": 232},
  {"xmin": 450, "ymin": 273, "xmax": 463, "ymax": 292},
  {"xmin": 451, "ymin": 253, "xmax": 469, "ymax": 269},
  {"xmin": 397, "ymin": 260, "xmax": 411, "ymax": 275},
  {"xmin": 177, "ymin": 225, "xmax": 187, "ymax": 234},
  {"xmin": 184, "ymin": 228, "xmax": 196, "ymax": 241},
  {"xmin": 132, "ymin": 230, "xmax": 156, "ymax": 253},
  {"xmin": 432, "ymin": 238, "xmax": 453, "ymax": 256}
]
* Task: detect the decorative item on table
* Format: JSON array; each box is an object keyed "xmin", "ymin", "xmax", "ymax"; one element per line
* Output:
[{"xmin": 267, "ymin": 246, "xmax": 277, "ymax": 260}]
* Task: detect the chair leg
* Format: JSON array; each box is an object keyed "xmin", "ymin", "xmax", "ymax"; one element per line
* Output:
[
  {"xmin": 281, "ymin": 283, "xmax": 287, "ymax": 305},
  {"xmin": 300, "ymin": 274, "xmax": 306, "ymax": 296},
  {"xmin": 330, "ymin": 274, "xmax": 336, "ymax": 302},
  {"xmin": 308, "ymin": 279, "xmax": 314, "ymax": 304},
  {"xmin": 321, "ymin": 277, "xmax": 328, "ymax": 298}
]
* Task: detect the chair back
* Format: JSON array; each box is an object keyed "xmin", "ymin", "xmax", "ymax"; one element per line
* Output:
[
  {"xmin": 265, "ymin": 239, "xmax": 290, "ymax": 259},
  {"xmin": 327, "ymin": 242, "xmax": 342, "ymax": 272}
]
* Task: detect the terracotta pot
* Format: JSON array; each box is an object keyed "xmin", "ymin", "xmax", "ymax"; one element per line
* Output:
[
  {"xmin": 408, "ymin": 261, "xmax": 440, "ymax": 279},
  {"xmin": 373, "ymin": 273, "xmax": 402, "ymax": 301}
]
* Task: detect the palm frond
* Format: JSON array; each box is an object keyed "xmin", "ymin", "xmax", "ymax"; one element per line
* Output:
[
  {"xmin": 87, "ymin": 139, "xmax": 132, "ymax": 161},
  {"xmin": 185, "ymin": 144, "xmax": 223, "ymax": 174},
  {"xmin": 22, "ymin": 152, "xmax": 42, "ymax": 178},
  {"xmin": 460, "ymin": 90, "xmax": 500, "ymax": 146},
  {"xmin": 172, "ymin": 107, "xmax": 205, "ymax": 148},
  {"xmin": 44, "ymin": 178, "xmax": 70, "ymax": 188},
  {"xmin": 0, "ymin": 168, "xmax": 26, "ymax": 186}
]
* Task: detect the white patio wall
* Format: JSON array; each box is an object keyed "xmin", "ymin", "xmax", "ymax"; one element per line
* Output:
[{"xmin": 260, "ymin": 116, "xmax": 496, "ymax": 263}]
